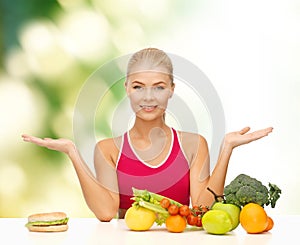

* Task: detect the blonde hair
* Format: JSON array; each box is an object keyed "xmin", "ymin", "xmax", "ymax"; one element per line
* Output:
[{"xmin": 126, "ymin": 48, "xmax": 174, "ymax": 84}]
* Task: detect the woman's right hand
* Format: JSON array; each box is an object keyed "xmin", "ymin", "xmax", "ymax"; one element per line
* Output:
[{"xmin": 21, "ymin": 134, "xmax": 75, "ymax": 155}]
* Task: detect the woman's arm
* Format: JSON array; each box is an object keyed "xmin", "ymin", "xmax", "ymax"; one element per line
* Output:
[
  {"xmin": 189, "ymin": 126, "xmax": 273, "ymax": 207},
  {"xmin": 21, "ymin": 135, "xmax": 119, "ymax": 221}
]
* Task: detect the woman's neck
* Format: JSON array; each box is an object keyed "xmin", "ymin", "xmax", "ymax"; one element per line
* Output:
[
  {"xmin": 128, "ymin": 117, "xmax": 172, "ymax": 163},
  {"xmin": 130, "ymin": 117, "xmax": 170, "ymax": 139}
]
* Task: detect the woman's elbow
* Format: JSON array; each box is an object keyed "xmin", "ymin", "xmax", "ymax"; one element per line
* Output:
[
  {"xmin": 96, "ymin": 215, "xmax": 114, "ymax": 222},
  {"xmin": 93, "ymin": 206, "xmax": 119, "ymax": 222}
]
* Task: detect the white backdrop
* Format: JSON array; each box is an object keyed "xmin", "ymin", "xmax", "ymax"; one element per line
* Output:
[{"xmin": 157, "ymin": 0, "xmax": 299, "ymax": 215}]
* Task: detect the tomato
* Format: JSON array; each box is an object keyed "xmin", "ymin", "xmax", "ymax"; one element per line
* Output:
[
  {"xmin": 179, "ymin": 205, "xmax": 190, "ymax": 217},
  {"xmin": 192, "ymin": 205, "xmax": 201, "ymax": 216},
  {"xmin": 196, "ymin": 216, "xmax": 202, "ymax": 227},
  {"xmin": 192, "ymin": 205, "xmax": 200, "ymax": 210},
  {"xmin": 192, "ymin": 205, "xmax": 209, "ymax": 216},
  {"xmin": 187, "ymin": 214, "xmax": 198, "ymax": 226},
  {"xmin": 168, "ymin": 204, "xmax": 179, "ymax": 215},
  {"xmin": 200, "ymin": 206, "xmax": 209, "ymax": 214},
  {"xmin": 160, "ymin": 198, "xmax": 170, "ymax": 209}
]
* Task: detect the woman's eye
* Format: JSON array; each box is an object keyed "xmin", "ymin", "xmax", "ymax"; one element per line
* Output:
[
  {"xmin": 133, "ymin": 85, "xmax": 143, "ymax": 90},
  {"xmin": 154, "ymin": 86, "xmax": 165, "ymax": 91}
]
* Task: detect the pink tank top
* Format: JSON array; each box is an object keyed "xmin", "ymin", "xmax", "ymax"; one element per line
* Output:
[{"xmin": 116, "ymin": 128, "xmax": 190, "ymax": 209}]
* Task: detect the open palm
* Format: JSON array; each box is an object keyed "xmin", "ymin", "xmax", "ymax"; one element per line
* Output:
[
  {"xmin": 21, "ymin": 134, "xmax": 74, "ymax": 154},
  {"xmin": 225, "ymin": 127, "xmax": 273, "ymax": 149}
]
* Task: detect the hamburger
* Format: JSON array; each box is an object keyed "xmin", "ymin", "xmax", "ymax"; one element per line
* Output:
[{"xmin": 25, "ymin": 212, "xmax": 69, "ymax": 232}]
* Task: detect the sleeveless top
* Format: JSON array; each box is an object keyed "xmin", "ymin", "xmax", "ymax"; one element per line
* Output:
[{"xmin": 116, "ymin": 128, "xmax": 190, "ymax": 209}]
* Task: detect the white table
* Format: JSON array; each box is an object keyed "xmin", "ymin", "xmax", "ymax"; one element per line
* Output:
[{"xmin": 1, "ymin": 215, "xmax": 298, "ymax": 244}]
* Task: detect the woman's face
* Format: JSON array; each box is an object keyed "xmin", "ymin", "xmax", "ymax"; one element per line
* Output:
[{"xmin": 125, "ymin": 71, "xmax": 174, "ymax": 121}]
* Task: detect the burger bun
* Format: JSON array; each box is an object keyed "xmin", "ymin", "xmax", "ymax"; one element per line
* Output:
[{"xmin": 26, "ymin": 212, "xmax": 69, "ymax": 232}]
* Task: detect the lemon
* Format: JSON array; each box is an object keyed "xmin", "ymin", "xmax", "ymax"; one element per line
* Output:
[{"xmin": 124, "ymin": 206, "xmax": 156, "ymax": 231}]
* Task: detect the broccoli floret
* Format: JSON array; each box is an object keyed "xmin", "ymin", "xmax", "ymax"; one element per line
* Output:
[
  {"xmin": 224, "ymin": 193, "xmax": 242, "ymax": 207},
  {"xmin": 236, "ymin": 186, "xmax": 257, "ymax": 204},
  {"xmin": 224, "ymin": 174, "xmax": 281, "ymax": 208}
]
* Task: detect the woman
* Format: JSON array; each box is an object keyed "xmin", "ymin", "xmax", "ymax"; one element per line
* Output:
[{"xmin": 22, "ymin": 48, "xmax": 273, "ymax": 221}]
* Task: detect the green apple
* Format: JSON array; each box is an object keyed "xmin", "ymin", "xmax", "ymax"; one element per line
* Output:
[
  {"xmin": 212, "ymin": 202, "xmax": 241, "ymax": 230},
  {"xmin": 202, "ymin": 210, "xmax": 232, "ymax": 235}
]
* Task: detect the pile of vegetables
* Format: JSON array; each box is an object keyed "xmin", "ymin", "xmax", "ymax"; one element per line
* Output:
[
  {"xmin": 125, "ymin": 174, "xmax": 282, "ymax": 234},
  {"xmin": 223, "ymin": 174, "xmax": 282, "ymax": 208}
]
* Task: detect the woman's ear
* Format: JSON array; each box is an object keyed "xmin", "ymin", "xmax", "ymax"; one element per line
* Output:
[
  {"xmin": 169, "ymin": 83, "xmax": 175, "ymax": 98},
  {"xmin": 124, "ymin": 80, "xmax": 129, "ymax": 95}
]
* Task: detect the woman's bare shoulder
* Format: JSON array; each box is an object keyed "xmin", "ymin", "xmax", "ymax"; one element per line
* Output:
[
  {"xmin": 177, "ymin": 131, "xmax": 206, "ymax": 143},
  {"xmin": 177, "ymin": 131, "xmax": 207, "ymax": 162},
  {"xmin": 96, "ymin": 136, "xmax": 122, "ymax": 149},
  {"xmin": 95, "ymin": 136, "xmax": 123, "ymax": 164}
]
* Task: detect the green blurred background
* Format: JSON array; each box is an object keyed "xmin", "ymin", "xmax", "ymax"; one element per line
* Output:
[
  {"xmin": 1, "ymin": 0, "xmax": 300, "ymax": 217},
  {"xmin": 0, "ymin": 0, "xmax": 204, "ymax": 217}
]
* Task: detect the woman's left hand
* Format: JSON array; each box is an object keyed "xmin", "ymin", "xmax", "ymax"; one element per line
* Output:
[{"xmin": 224, "ymin": 126, "xmax": 273, "ymax": 149}]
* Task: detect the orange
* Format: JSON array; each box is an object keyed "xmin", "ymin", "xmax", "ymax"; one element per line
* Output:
[
  {"xmin": 165, "ymin": 214, "xmax": 187, "ymax": 233},
  {"xmin": 265, "ymin": 216, "xmax": 274, "ymax": 232},
  {"xmin": 239, "ymin": 203, "xmax": 268, "ymax": 234}
]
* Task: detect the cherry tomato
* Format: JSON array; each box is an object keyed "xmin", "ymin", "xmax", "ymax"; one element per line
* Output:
[
  {"xmin": 187, "ymin": 214, "xmax": 198, "ymax": 226},
  {"xmin": 160, "ymin": 198, "xmax": 170, "ymax": 209},
  {"xmin": 200, "ymin": 206, "xmax": 209, "ymax": 214},
  {"xmin": 168, "ymin": 204, "xmax": 179, "ymax": 215},
  {"xmin": 196, "ymin": 216, "xmax": 202, "ymax": 227},
  {"xmin": 192, "ymin": 206, "xmax": 201, "ymax": 216},
  {"xmin": 192, "ymin": 205, "xmax": 199, "ymax": 210},
  {"xmin": 179, "ymin": 205, "xmax": 190, "ymax": 217}
]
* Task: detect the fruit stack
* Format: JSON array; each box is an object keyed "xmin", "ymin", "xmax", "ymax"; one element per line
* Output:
[
  {"xmin": 125, "ymin": 188, "xmax": 210, "ymax": 233},
  {"xmin": 125, "ymin": 174, "xmax": 281, "ymax": 234}
]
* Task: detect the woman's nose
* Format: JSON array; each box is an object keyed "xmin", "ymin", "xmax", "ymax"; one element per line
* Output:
[{"xmin": 143, "ymin": 87, "xmax": 154, "ymax": 100}]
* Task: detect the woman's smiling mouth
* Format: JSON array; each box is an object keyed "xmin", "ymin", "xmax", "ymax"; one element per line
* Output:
[{"xmin": 140, "ymin": 105, "xmax": 158, "ymax": 112}]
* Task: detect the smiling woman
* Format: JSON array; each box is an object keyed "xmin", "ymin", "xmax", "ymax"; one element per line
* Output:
[
  {"xmin": 21, "ymin": 47, "xmax": 273, "ymax": 221},
  {"xmin": 125, "ymin": 48, "xmax": 175, "ymax": 122}
]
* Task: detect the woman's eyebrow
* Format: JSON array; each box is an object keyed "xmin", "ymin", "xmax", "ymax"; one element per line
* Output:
[
  {"xmin": 131, "ymin": 80, "xmax": 167, "ymax": 86},
  {"xmin": 131, "ymin": 81, "xmax": 144, "ymax": 85},
  {"xmin": 153, "ymin": 81, "xmax": 167, "ymax": 85}
]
